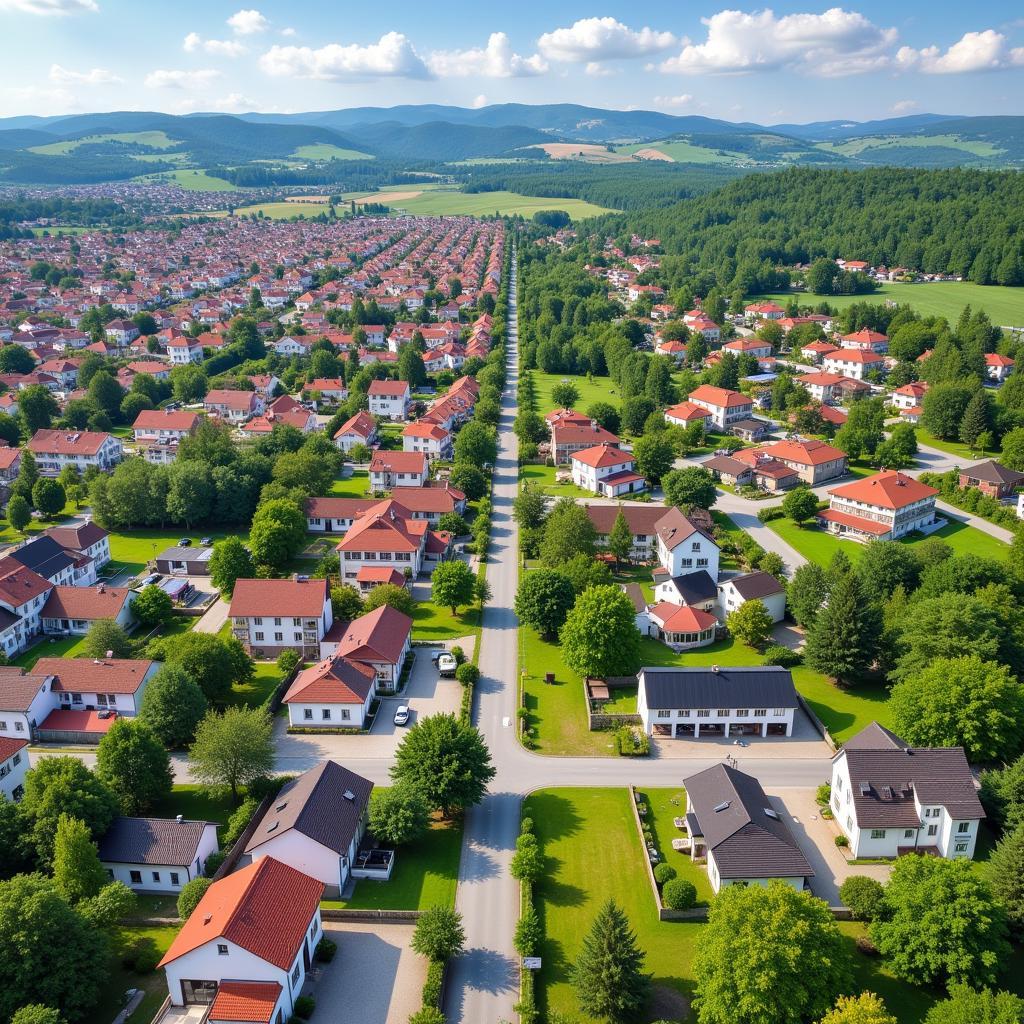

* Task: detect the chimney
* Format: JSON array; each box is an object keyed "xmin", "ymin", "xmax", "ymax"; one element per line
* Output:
[
  {"xmin": 711, "ymin": 664, "xmax": 719, "ymax": 673},
  {"xmin": 176, "ymin": 814, "xmax": 183, "ymax": 823},
  {"xmin": 105, "ymin": 649, "xmax": 113, "ymax": 659},
  {"xmin": 591, "ymin": 420, "xmax": 598, "ymax": 431}
]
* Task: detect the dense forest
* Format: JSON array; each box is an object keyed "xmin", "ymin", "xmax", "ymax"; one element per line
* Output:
[
  {"xmin": 0, "ymin": 196, "xmax": 130, "ymax": 238},
  {"xmin": 582, "ymin": 167, "xmax": 1024, "ymax": 291}
]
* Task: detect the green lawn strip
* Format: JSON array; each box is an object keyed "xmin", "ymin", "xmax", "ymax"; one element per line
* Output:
[
  {"xmin": 107, "ymin": 527, "xmax": 247, "ymax": 575},
  {"xmin": 13, "ymin": 633, "xmax": 88, "ymax": 667},
  {"xmin": 640, "ymin": 788, "xmax": 715, "ymax": 906},
  {"xmin": 529, "ymin": 372, "xmax": 627, "ymax": 416},
  {"xmin": 83, "ymin": 924, "xmax": 180, "ymax": 1024},
  {"xmin": 326, "ymin": 469, "xmax": 371, "ymax": 497},
  {"xmin": 610, "ymin": 564, "xmax": 657, "ymax": 603},
  {"xmin": 767, "ymin": 516, "xmax": 1008, "ymax": 567},
  {"xmin": 710, "ymin": 509, "xmax": 746, "ymax": 571},
  {"xmin": 526, "ymin": 787, "xmax": 935, "ymax": 1024},
  {"xmin": 411, "ymin": 600, "xmax": 481, "ymax": 643},
  {"xmin": 225, "ymin": 660, "xmax": 288, "ymax": 709},
  {"xmin": 323, "ymin": 813, "xmax": 463, "ymax": 911},
  {"xmin": 915, "ymin": 427, "xmax": 992, "ymax": 462},
  {"xmin": 151, "ymin": 784, "xmax": 236, "ymax": 826},
  {"xmin": 121, "ymin": 892, "xmax": 180, "ymax": 921},
  {"xmin": 518, "ymin": 463, "xmax": 595, "ymax": 498}
]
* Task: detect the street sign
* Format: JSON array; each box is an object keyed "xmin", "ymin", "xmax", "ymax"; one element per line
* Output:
[{"xmin": 523, "ymin": 957, "xmax": 542, "ymax": 970}]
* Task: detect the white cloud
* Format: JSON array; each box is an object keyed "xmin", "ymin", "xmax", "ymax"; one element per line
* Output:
[
  {"xmin": 49, "ymin": 63, "xmax": 121, "ymax": 85},
  {"xmin": 280, "ymin": 27, "xmax": 296, "ymax": 37},
  {"xmin": 584, "ymin": 61, "xmax": 615, "ymax": 77},
  {"xmin": 144, "ymin": 68, "xmax": 223, "ymax": 90},
  {"xmin": 538, "ymin": 17, "xmax": 676, "ymax": 62},
  {"xmin": 183, "ymin": 32, "xmax": 247, "ymax": 57},
  {"xmin": 896, "ymin": 29, "xmax": 1024, "ymax": 73},
  {"xmin": 0, "ymin": 0, "xmax": 96, "ymax": 13},
  {"xmin": 890, "ymin": 99, "xmax": 918, "ymax": 113},
  {"xmin": 428, "ymin": 32, "xmax": 547, "ymax": 78},
  {"xmin": 227, "ymin": 8, "xmax": 268, "ymax": 34},
  {"xmin": 659, "ymin": 7, "xmax": 897, "ymax": 77},
  {"xmin": 471, "ymin": 93, "xmax": 488, "ymax": 108},
  {"xmin": 654, "ymin": 93, "xmax": 695, "ymax": 107},
  {"xmin": 212, "ymin": 92, "xmax": 255, "ymax": 112},
  {"xmin": 259, "ymin": 33, "xmax": 430, "ymax": 80}
]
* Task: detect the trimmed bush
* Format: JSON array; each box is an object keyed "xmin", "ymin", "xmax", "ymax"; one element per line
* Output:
[
  {"xmin": 835, "ymin": 834, "xmax": 849, "ymax": 847},
  {"xmin": 177, "ymin": 877, "xmax": 212, "ymax": 920},
  {"xmin": 315, "ymin": 937, "xmax": 337, "ymax": 963},
  {"xmin": 763, "ymin": 645, "xmax": 802, "ymax": 668},
  {"xmin": 408, "ymin": 1008, "xmax": 445, "ymax": 1024},
  {"xmin": 450, "ymin": 645, "xmax": 466, "ymax": 665},
  {"xmin": 293, "ymin": 996, "xmax": 315, "ymax": 1020},
  {"xmin": 839, "ymin": 876, "xmax": 885, "ymax": 921},
  {"xmin": 421, "ymin": 959, "xmax": 444, "ymax": 1008},
  {"xmin": 455, "ymin": 663, "xmax": 479, "ymax": 686},
  {"xmin": 204, "ymin": 850, "xmax": 226, "ymax": 876},
  {"xmin": 815, "ymin": 783, "xmax": 832, "ymax": 806},
  {"xmin": 662, "ymin": 878, "xmax": 697, "ymax": 910},
  {"xmin": 653, "ymin": 863, "xmax": 677, "ymax": 885},
  {"xmin": 223, "ymin": 797, "xmax": 261, "ymax": 848},
  {"xmin": 757, "ymin": 505, "xmax": 785, "ymax": 523}
]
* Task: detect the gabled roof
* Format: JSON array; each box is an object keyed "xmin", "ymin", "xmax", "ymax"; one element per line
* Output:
[
  {"xmin": 158, "ymin": 857, "xmax": 323, "ymax": 971},
  {"xmin": 284, "ymin": 654, "xmax": 375, "ymax": 705},
  {"xmin": 97, "ymin": 816, "xmax": 214, "ymax": 866},
  {"xmin": 328, "ymin": 603, "xmax": 413, "ymax": 666},
  {"xmin": 689, "ymin": 385, "xmax": 751, "ymax": 408},
  {"xmin": 244, "ymin": 760, "xmax": 373, "ymax": 857},
  {"xmin": 0, "ymin": 735, "xmax": 28, "ymax": 762},
  {"xmin": 683, "ymin": 763, "xmax": 814, "ymax": 880},
  {"xmin": 571, "ymin": 444, "xmax": 634, "ymax": 469},
  {"xmin": 209, "ymin": 982, "xmax": 282, "ymax": 1024},
  {"xmin": 369, "ymin": 451, "xmax": 427, "ymax": 474},
  {"xmin": 640, "ymin": 665, "xmax": 797, "ymax": 710},
  {"xmin": 960, "ymin": 459, "xmax": 1024, "ymax": 487},
  {"xmin": 41, "ymin": 585, "xmax": 131, "ymax": 621},
  {"xmin": 724, "ymin": 571, "xmax": 786, "ymax": 601},
  {"xmin": 663, "ymin": 569, "xmax": 718, "ymax": 605},
  {"xmin": 36, "ymin": 657, "xmax": 153, "ymax": 695},
  {"xmin": 334, "ymin": 410, "xmax": 377, "ymax": 439},
  {"xmin": 655, "ymin": 506, "xmax": 711, "ymax": 551}
]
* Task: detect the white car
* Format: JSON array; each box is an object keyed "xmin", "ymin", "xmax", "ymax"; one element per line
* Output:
[
  {"xmin": 437, "ymin": 653, "xmax": 458, "ymax": 677},
  {"xmin": 393, "ymin": 705, "xmax": 410, "ymax": 726}
]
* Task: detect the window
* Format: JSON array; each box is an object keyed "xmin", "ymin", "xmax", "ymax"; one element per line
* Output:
[
  {"xmin": 254, "ymin": 617, "xmax": 263, "ymax": 625},
  {"xmin": 716, "ymin": 709, "xmax": 729, "ymax": 717},
  {"xmin": 274, "ymin": 617, "xmax": 282, "ymax": 626},
  {"xmin": 656, "ymin": 709, "xmax": 671, "ymax": 719},
  {"xmin": 957, "ymin": 822, "xmax": 971, "ymax": 833},
  {"xmin": 846, "ymin": 816, "xmax": 853, "ymax": 831},
  {"xmin": 304, "ymin": 709, "xmax": 313, "ymax": 721},
  {"xmin": 322, "ymin": 709, "xmax": 331, "ymax": 720},
  {"xmin": 129, "ymin": 870, "xmax": 142, "ymax": 884},
  {"xmin": 772, "ymin": 708, "xmax": 787, "ymax": 716},
  {"xmin": 835, "ymin": 776, "xmax": 843, "ymax": 792},
  {"xmin": 274, "ymin": 632, "xmax": 284, "ymax": 642},
  {"xmin": 15, "ymin": 722, "xmax": 23, "ymax": 732},
  {"xmin": 218, "ymin": 944, "xmax": 229, "ymax": 956},
  {"xmin": 954, "ymin": 842, "xmax": 969, "ymax": 853},
  {"xmin": 870, "ymin": 829, "xmax": 886, "ymax": 839},
  {"xmin": 291, "ymin": 963, "xmax": 301, "ymax": 986},
  {"xmin": 736, "ymin": 709, "xmax": 749, "ymax": 718},
  {"xmin": 696, "ymin": 558, "xmax": 709, "ymax": 568},
  {"xmin": 696, "ymin": 709, "xmax": 710, "ymax": 718},
  {"xmin": 170, "ymin": 872, "xmax": 179, "ymax": 886},
  {"xmin": 927, "ymin": 824, "xmax": 938, "ymax": 837},
  {"xmin": 255, "ymin": 631, "xmax": 264, "ymax": 641},
  {"xmin": 904, "ymin": 829, "xmax": 915, "ymax": 838},
  {"xmin": 676, "ymin": 710, "xmax": 690, "ymax": 718},
  {"xmin": 292, "ymin": 617, "xmax": 301, "ymax": 626},
  {"xmin": 691, "ymin": 542, "xmax": 700, "ymax": 551},
  {"xmin": 294, "ymin": 633, "xmax": 303, "ymax": 643},
  {"xmin": 754, "ymin": 709, "xmax": 767, "ymax": 718},
  {"xmin": 925, "ymin": 807, "xmax": 938, "ymax": 818}
]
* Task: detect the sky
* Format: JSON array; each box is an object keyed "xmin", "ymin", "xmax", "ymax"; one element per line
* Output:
[{"xmin": 1, "ymin": 1, "xmax": 1023, "ymax": 124}]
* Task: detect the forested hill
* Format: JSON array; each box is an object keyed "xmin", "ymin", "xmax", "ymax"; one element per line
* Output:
[{"xmin": 584, "ymin": 167, "xmax": 1024, "ymax": 290}]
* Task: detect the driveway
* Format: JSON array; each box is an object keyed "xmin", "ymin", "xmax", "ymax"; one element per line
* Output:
[
  {"xmin": 769, "ymin": 788, "xmax": 891, "ymax": 905},
  {"xmin": 650, "ymin": 709, "xmax": 832, "ymax": 760},
  {"xmin": 304, "ymin": 922, "xmax": 427, "ymax": 1024},
  {"xmin": 193, "ymin": 595, "xmax": 229, "ymax": 634},
  {"xmin": 272, "ymin": 638, "xmax": 470, "ymax": 762}
]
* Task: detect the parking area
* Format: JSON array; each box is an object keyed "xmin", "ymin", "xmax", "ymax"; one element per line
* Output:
[
  {"xmin": 650, "ymin": 708, "xmax": 833, "ymax": 760},
  {"xmin": 768, "ymin": 787, "xmax": 891, "ymax": 905},
  {"xmin": 302, "ymin": 922, "xmax": 427, "ymax": 1024},
  {"xmin": 273, "ymin": 637, "xmax": 472, "ymax": 761}
]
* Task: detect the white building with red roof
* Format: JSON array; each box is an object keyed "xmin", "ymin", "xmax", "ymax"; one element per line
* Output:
[
  {"xmin": 889, "ymin": 381, "xmax": 928, "ymax": 410},
  {"xmin": 369, "ymin": 450, "xmax": 428, "ymax": 490},
  {"xmin": 654, "ymin": 337, "xmax": 688, "ymax": 362},
  {"xmin": 986, "ymin": 353, "xmax": 1015, "ymax": 382},
  {"xmin": 318, "ymin": 604, "xmax": 413, "ymax": 689},
  {"xmin": 402, "ymin": 421, "xmax": 452, "ymax": 461},
  {"xmin": 41, "ymin": 583, "xmax": 135, "ymax": 635},
  {"xmin": 723, "ymin": 337, "xmax": 773, "ymax": 360},
  {"xmin": 204, "ymin": 389, "xmax": 263, "ymax": 424},
  {"xmin": 550, "ymin": 418, "xmax": 621, "ymax": 465},
  {"xmin": 687, "ymin": 385, "xmax": 754, "ymax": 430},
  {"xmin": 28, "ymin": 429, "xmax": 123, "ymax": 476},
  {"xmin": 132, "ymin": 408, "xmax": 201, "ymax": 445},
  {"xmin": 167, "ymin": 336, "xmax": 204, "ymax": 365},
  {"xmin": 332, "ymin": 410, "xmax": 378, "ymax": 452},
  {"xmin": 367, "ymin": 379, "xmax": 411, "ymax": 420},
  {"xmin": 664, "ymin": 401, "xmax": 712, "ymax": 428},
  {"xmin": 229, "ymin": 577, "xmax": 333, "ymax": 660},
  {"xmin": 823, "ymin": 348, "xmax": 885, "ymax": 381},
  {"xmin": 335, "ymin": 499, "xmax": 450, "ymax": 580},
  {"xmin": 647, "ymin": 602, "xmax": 718, "ymax": 651},
  {"xmin": 839, "ymin": 328, "xmax": 889, "ymax": 354},
  {"xmin": 157, "ymin": 856, "xmax": 324, "ymax": 1016},
  {"xmin": 0, "ymin": 735, "xmax": 28, "ymax": 801},
  {"xmin": 744, "ymin": 301, "xmax": 786, "ymax": 321},
  {"xmin": 818, "ymin": 470, "xmax": 939, "ymax": 541},
  {"xmin": 570, "ymin": 444, "xmax": 646, "ymax": 497},
  {"xmin": 283, "ymin": 652, "xmax": 377, "ymax": 729}
]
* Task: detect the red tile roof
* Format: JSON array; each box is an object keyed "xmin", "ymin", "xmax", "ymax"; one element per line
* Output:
[
  {"xmin": 41, "ymin": 585, "xmax": 132, "ymax": 621},
  {"xmin": 0, "ymin": 735, "xmax": 28, "ymax": 762},
  {"xmin": 329, "ymin": 604, "xmax": 412, "ymax": 666},
  {"xmin": 689, "ymin": 385, "xmax": 752, "ymax": 409},
  {"xmin": 570, "ymin": 444, "xmax": 635, "ymax": 469},
  {"xmin": 284, "ymin": 653, "xmax": 376, "ymax": 705},
  {"xmin": 158, "ymin": 857, "xmax": 324, "ymax": 971},
  {"xmin": 29, "ymin": 429, "xmax": 115, "ymax": 456},
  {"xmin": 229, "ymin": 578, "xmax": 328, "ymax": 618},
  {"xmin": 649, "ymin": 602, "xmax": 718, "ymax": 632},
  {"xmin": 369, "ymin": 450, "xmax": 427, "ymax": 475},
  {"xmin": 209, "ymin": 982, "xmax": 282, "ymax": 1024},
  {"xmin": 367, "ymin": 379, "xmax": 410, "ymax": 397},
  {"xmin": 37, "ymin": 708, "xmax": 120, "ymax": 734},
  {"xmin": 132, "ymin": 409, "xmax": 200, "ymax": 431},
  {"xmin": 664, "ymin": 401, "xmax": 711, "ymax": 422},
  {"xmin": 828, "ymin": 470, "xmax": 938, "ymax": 509},
  {"xmin": 36, "ymin": 658, "xmax": 153, "ymax": 695}
]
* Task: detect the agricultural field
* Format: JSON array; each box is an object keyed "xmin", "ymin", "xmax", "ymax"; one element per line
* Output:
[
  {"xmin": 753, "ymin": 281, "xmax": 1024, "ymax": 326},
  {"xmin": 618, "ymin": 138, "xmax": 742, "ymax": 165},
  {"xmin": 291, "ymin": 143, "xmax": 374, "ymax": 160},
  {"xmin": 134, "ymin": 168, "xmax": 240, "ymax": 191},
  {"xmin": 29, "ymin": 130, "xmax": 179, "ymax": 155},
  {"xmin": 817, "ymin": 134, "xmax": 1004, "ymax": 160},
  {"xmin": 524, "ymin": 142, "xmax": 635, "ymax": 164}
]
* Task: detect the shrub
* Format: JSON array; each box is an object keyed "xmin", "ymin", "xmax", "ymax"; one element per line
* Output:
[
  {"xmin": 293, "ymin": 996, "xmax": 315, "ymax": 1020},
  {"xmin": 662, "ymin": 878, "xmax": 697, "ymax": 910},
  {"xmin": 520, "ymin": 817, "xmax": 534, "ymax": 835},
  {"xmin": 204, "ymin": 850, "xmax": 226, "ymax": 876},
  {"xmin": 835, "ymin": 834, "xmax": 849, "ymax": 847},
  {"xmin": 276, "ymin": 649, "xmax": 301, "ymax": 674},
  {"xmin": 223, "ymin": 797, "xmax": 261, "ymax": 847},
  {"xmin": 763, "ymin": 645, "xmax": 802, "ymax": 668},
  {"xmin": 421, "ymin": 959, "xmax": 444, "ymax": 1007},
  {"xmin": 408, "ymin": 1009, "xmax": 445, "ymax": 1024},
  {"xmin": 120, "ymin": 937, "xmax": 161, "ymax": 973},
  {"xmin": 315, "ymin": 937, "xmax": 337, "ymax": 962},
  {"xmin": 840, "ymin": 876, "xmax": 886, "ymax": 921},
  {"xmin": 816, "ymin": 783, "xmax": 832, "ymax": 806},
  {"xmin": 855, "ymin": 934, "xmax": 879, "ymax": 956},
  {"xmin": 615, "ymin": 726, "xmax": 650, "ymax": 756},
  {"xmin": 757, "ymin": 505, "xmax": 784, "ymax": 523},
  {"xmin": 455, "ymin": 663, "xmax": 479, "ymax": 686},
  {"xmin": 450, "ymin": 645, "xmax": 466, "ymax": 665},
  {"xmin": 515, "ymin": 904, "xmax": 542, "ymax": 957},
  {"xmin": 177, "ymin": 877, "xmax": 212, "ymax": 920},
  {"xmin": 654, "ymin": 863, "xmax": 677, "ymax": 885},
  {"xmin": 247, "ymin": 774, "xmax": 293, "ymax": 801}
]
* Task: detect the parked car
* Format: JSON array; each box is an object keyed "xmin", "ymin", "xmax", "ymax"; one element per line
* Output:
[
  {"xmin": 178, "ymin": 538, "xmax": 192, "ymax": 547},
  {"xmin": 140, "ymin": 573, "xmax": 162, "ymax": 588},
  {"xmin": 437, "ymin": 653, "xmax": 457, "ymax": 677},
  {"xmin": 200, "ymin": 537, "xmax": 213, "ymax": 546},
  {"xmin": 393, "ymin": 705, "xmax": 410, "ymax": 726}
]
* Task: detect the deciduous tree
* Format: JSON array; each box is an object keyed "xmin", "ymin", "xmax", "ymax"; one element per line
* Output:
[
  {"xmin": 661, "ymin": 466, "xmax": 717, "ymax": 510},
  {"xmin": 430, "ymin": 559, "xmax": 476, "ymax": 615},
  {"xmin": 727, "ymin": 599, "xmax": 773, "ymax": 648},
  {"xmin": 52, "ymin": 814, "xmax": 109, "ymax": 905},
  {"xmin": 817, "ymin": 992, "xmax": 896, "ymax": 1024},
  {"xmin": 189, "ymin": 707, "xmax": 275, "ymax": 804},
  {"xmin": 368, "ymin": 783, "xmax": 430, "ymax": 846},
  {"xmin": 412, "ymin": 905, "xmax": 466, "ymax": 962},
  {"xmin": 139, "ymin": 664, "xmax": 208, "ymax": 747},
  {"xmin": 781, "ymin": 486, "xmax": 819, "ymax": 525},
  {"xmin": 514, "ymin": 569, "xmax": 576, "ymax": 638},
  {"xmin": 209, "ymin": 536, "xmax": 255, "ymax": 598},
  {"xmin": 787, "ymin": 564, "xmax": 829, "ymax": 629},
  {"xmin": 96, "ymin": 719, "xmax": 173, "ymax": 815},
  {"xmin": 560, "ymin": 585, "xmax": 641, "ymax": 679},
  {"xmin": 923, "ymin": 985, "xmax": 1024, "ymax": 1024}
]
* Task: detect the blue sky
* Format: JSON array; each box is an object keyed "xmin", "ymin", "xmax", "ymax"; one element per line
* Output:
[{"xmin": 2, "ymin": 1, "xmax": 1023, "ymax": 123}]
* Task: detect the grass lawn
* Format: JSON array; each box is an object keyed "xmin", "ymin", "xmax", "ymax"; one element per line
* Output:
[
  {"xmin": 136, "ymin": 168, "xmax": 240, "ymax": 191},
  {"xmin": 519, "ymin": 462, "xmax": 594, "ymax": 499},
  {"xmin": 225, "ymin": 660, "xmax": 288, "ymax": 709},
  {"xmin": 529, "ymin": 371, "xmax": 626, "ymax": 416},
  {"xmin": 13, "ymin": 633, "xmax": 88, "ymax": 667},
  {"xmin": 151, "ymin": 784, "xmax": 237, "ymax": 826},
  {"xmin": 325, "ymin": 811, "xmax": 462, "ymax": 911},
  {"xmin": 752, "ymin": 282, "xmax": 1024, "ymax": 328},
  {"xmin": 640, "ymin": 788, "xmax": 715, "ymax": 906},
  {"xmin": 526, "ymin": 788, "xmax": 938, "ymax": 1024},
  {"xmin": 411, "ymin": 599, "xmax": 482, "ymax": 642},
  {"xmin": 768, "ymin": 516, "xmax": 1008, "ymax": 567},
  {"xmin": 83, "ymin": 924, "xmax": 180, "ymax": 1024},
  {"xmin": 610, "ymin": 564, "xmax": 657, "ymax": 603},
  {"xmin": 915, "ymin": 427, "xmax": 994, "ymax": 462},
  {"xmin": 710, "ymin": 510, "xmax": 746, "ymax": 571},
  {"xmin": 326, "ymin": 468, "xmax": 371, "ymax": 497},
  {"xmin": 107, "ymin": 527, "xmax": 246, "ymax": 575}
]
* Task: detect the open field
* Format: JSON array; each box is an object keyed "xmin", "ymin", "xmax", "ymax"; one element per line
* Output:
[
  {"xmin": 753, "ymin": 282, "xmax": 1024, "ymax": 326},
  {"xmin": 525, "ymin": 142, "xmax": 635, "ymax": 164},
  {"xmin": 619, "ymin": 138, "xmax": 741, "ymax": 165},
  {"xmin": 525, "ymin": 788, "xmax": 935, "ymax": 1023},
  {"xmin": 818, "ymin": 134, "xmax": 1004, "ymax": 159},
  {"xmin": 292, "ymin": 143, "xmax": 374, "ymax": 160},
  {"xmin": 134, "ymin": 168, "xmax": 239, "ymax": 191},
  {"xmin": 30, "ymin": 130, "xmax": 178, "ymax": 155},
  {"xmin": 529, "ymin": 370, "xmax": 625, "ymax": 415},
  {"xmin": 768, "ymin": 516, "xmax": 1008, "ymax": 567},
  {"xmin": 518, "ymin": 463, "xmax": 594, "ymax": 498},
  {"xmin": 106, "ymin": 527, "xmax": 246, "ymax": 574}
]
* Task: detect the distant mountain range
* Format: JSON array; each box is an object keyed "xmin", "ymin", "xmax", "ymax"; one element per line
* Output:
[{"xmin": 0, "ymin": 104, "xmax": 1020, "ymax": 186}]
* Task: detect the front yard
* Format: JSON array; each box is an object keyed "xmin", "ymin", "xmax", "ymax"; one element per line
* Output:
[
  {"xmin": 519, "ymin": 462, "xmax": 595, "ymax": 498},
  {"xmin": 224, "ymin": 660, "xmax": 290, "ymax": 709},
  {"xmin": 524, "ymin": 788, "xmax": 938, "ymax": 1024},
  {"xmin": 326, "ymin": 468, "xmax": 371, "ymax": 497},
  {"xmin": 411, "ymin": 600, "xmax": 482, "ymax": 642}
]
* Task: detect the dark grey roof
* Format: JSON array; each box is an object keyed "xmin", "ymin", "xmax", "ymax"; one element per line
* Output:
[
  {"xmin": 668, "ymin": 570, "xmax": 718, "ymax": 605},
  {"xmin": 961, "ymin": 460, "xmax": 1024, "ymax": 487},
  {"xmin": 703, "ymin": 455, "xmax": 751, "ymax": 476},
  {"xmin": 726, "ymin": 571, "xmax": 785, "ymax": 601},
  {"xmin": 840, "ymin": 721, "xmax": 906, "ymax": 751},
  {"xmin": 9, "ymin": 536, "xmax": 75, "ymax": 581},
  {"xmin": 639, "ymin": 666, "xmax": 797, "ymax": 710},
  {"xmin": 157, "ymin": 545, "xmax": 214, "ymax": 563},
  {"xmin": 97, "ymin": 816, "xmax": 213, "ymax": 866},
  {"xmin": 683, "ymin": 764, "xmax": 814, "ymax": 880},
  {"xmin": 730, "ymin": 417, "xmax": 770, "ymax": 432},
  {"xmin": 620, "ymin": 583, "xmax": 646, "ymax": 613},
  {"xmin": 245, "ymin": 760, "xmax": 373, "ymax": 856}
]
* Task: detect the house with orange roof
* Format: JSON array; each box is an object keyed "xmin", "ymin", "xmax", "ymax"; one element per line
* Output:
[
  {"xmin": 798, "ymin": 340, "xmax": 840, "ymax": 364},
  {"xmin": 733, "ymin": 439, "xmax": 848, "ymax": 486},
  {"xmin": 402, "ymin": 420, "xmax": 452, "ymax": 461},
  {"xmin": 367, "ymin": 379, "xmax": 410, "ymax": 420},
  {"xmin": 229, "ymin": 577, "xmax": 333, "ymax": 661},
  {"xmin": 646, "ymin": 602, "xmax": 718, "ymax": 651},
  {"xmin": 0, "ymin": 735, "xmax": 27, "ymax": 802},
  {"xmin": 335, "ymin": 499, "xmax": 449, "ymax": 580},
  {"xmin": 132, "ymin": 408, "xmax": 201, "ymax": 446},
  {"xmin": 664, "ymin": 401, "xmax": 712, "ymax": 429},
  {"xmin": 283, "ymin": 653, "xmax": 377, "ymax": 729},
  {"xmin": 818, "ymin": 470, "xmax": 939, "ymax": 541},
  {"xmin": 839, "ymin": 328, "xmax": 889, "ymax": 354},
  {"xmin": 823, "ymin": 348, "xmax": 885, "ymax": 381},
  {"xmin": 744, "ymin": 301, "xmax": 786, "ymax": 321},
  {"xmin": 687, "ymin": 385, "xmax": 754, "ymax": 431},
  {"xmin": 570, "ymin": 444, "xmax": 646, "ymax": 497},
  {"xmin": 889, "ymin": 381, "xmax": 928, "ymax": 410},
  {"xmin": 654, "ymin": 337, "xmax": 688, "ymax": 363},
  {"xmin": 985, "ymin": 353, "xmax": 1015, "ymax": 382},
  {"xmin": 369, "ymin": 450, "xmax": 428, "ymax": 490},
  {"xmin": 157, "ymin": 856, "xmax": 324, "ymax": 1015},
  {"xmin": 318, "ymin": 604, "xmax": 413, "ymax": 688},
  {"xmin": 723, "ymin": 337, "xmax": 773, "ymax": 360},
  {"xmin": 332, "ymin": 410, "xmax": 378, "ymax": 452}
]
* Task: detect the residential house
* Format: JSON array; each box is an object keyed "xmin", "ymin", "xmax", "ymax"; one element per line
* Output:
[
  {"xmin": 157, "ymin": 857, "xmax": 324, "ymax": 1016},
  {"xmin": 702, "ymin": 454, "xmax": 754, "ymax": 488},
  {"xmin": 655, "ymin": 506, "xmax": 720, "ymax": 579},
  {"xmin": 318, "ymin": 604, "xmax": 413, "ymax": 691},
  {"xmin": 303, "ymin": 379, "xmax": 348, "ymax": 405},
  {"xmin": 41, "ymin": 584, "xmax": 136, "ymax": 635},
  {"xmin": 43, "ymin": 521, "xmax": 111, "ymax": 571},
  {"xmin": 663, "ymin": 401, "xmax": 712, "ymax": 429},
  {"xmin": 682, "ymin": 763, "xmax": 814, "ymax": 893},
  {"xmin": 283, "ymin": 653, "xmax": 377, "ymax": 730},
  {"xmin": 243, "ymin": 761, "xmax": 374, "ymax": 895},
  {"xmin": 958, "ymin": 459, "xmax": 1024, "ymax": 499},
  {"xmin": 168, "ymin": 337, "xmax": 204, "ymax": 364},
  {"xmin": 304, "ymin": 497, "xmax": 378, "ymax": 534},
  {"xmin": 98, "ymin": 816, "xmax": 220, "ymax": 894},
  {"xmin": 230, "ymin": 577, "xmax": 333, "ymax": 661},
  {"xmin": 335, "ymin": 499, "xmax": 449, "ymax": 580},
  {"xmin": 133, "ymin": 409, "xmax": 201, "ymax": 446},
  {"xmin": 28, "ymin": 429, "xmax": 123, "ymax": 476},
  {"xmin": 818, "ymin": 470, "xmax": 939, "ymax": 541},
  {"xmin": 839, "ymin": 328, "xmax": 889, "ymax": 354},
  {"xmin": 7, "ymin": 535, "xmax": 93, "ymax": 587},
  {"xmin": 799, "ymin": 341, "xmax": 840, "ymax": 364},
  {"xmin": 550, "ymin": 419, "xmax": 621, "ymax": 465},
  {"xmin": 797, "ymin": 372, "xmax": 850, "ymax": 405},
  {"xmin": 0, "ymin": 561, "xmax": 54, "ymax": 656},
  {"xmin": 687, "ymin": 385, "xmax": 754, "ymax": 431},
  {"xmin": 367, "ymin": 380, "xmax": 411, "ymax": 421},
  {"xmin": 204, "ymin": 390, "xmax": 263, "ymax": 424},
  {"xmin": 35, "ymin": 656, "xmax": 157, "ymax": 718},
  {"xmin": 570, "ymin": 445, "xmax": 646, "ymax": 497},
  {"xmin": 723, "ymin": 337, "xmax": 773, "ymax": 360},
  {"xmin": 0, "ymin": 666, "xmax": 53, "ymax": 738},
  {"xmin": 368, "ymin": 450, "xmax": 428, "ymax": 490},
  {"xmin": 332, "ymin": 410, "xmax": 379, "ymax": 452},
  {"xmin": 0, "ymin": 442, "xmax": 21, "ymax": 483},
  {"xmin": 645, "ymin": 602, "xmax": 718, "ymax": 650},
  {"xmin": 402, "ymin": 422, "xmax": 452, "ymax": 461},
  {"xmin": 831, "ymin": 722, "xmax": 984, "ymax": 860},
  {"xmin": 823, "ymin": 349, "xmax": 885, "ymax": 381},
  {"xmin": 584, "ymin": 506, "xmax": 719, "ymax": 577},
  {"xmin": 986, "ymin": 353, "xmax": 1015, "ymax": 382},
  {"xmin": 889, "ymin": 382, "xmax": 928, "ymax": 410},
  {"xmin": 718, "ymin": 572, "xmax": 786, "ymax": 623},
  {"xmin": 654, "ymin": 337, "xmax": 688, "ymax": 362},
  {"xmin": 0, "ymin": 736, "xmax": 28, "ymax": 802},
  {"xmin": 744, "ymin": 302, "xmax": 786, "ymax": 321},
  {"xmin": 637, "ymin": 665, "xmax": 799, "ymax": 739},
  {"xmin": 388, "ymin": 484, "xmax": 467, "ymax": 523},
  {"xmin": 733, "ymin": 439, "xmax": 848, "ymax": 486}
]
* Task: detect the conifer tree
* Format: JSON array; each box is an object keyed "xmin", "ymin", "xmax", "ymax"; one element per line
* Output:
[
  {"xmin": 573, "ymin": 899, "xmax": 650, "ymax": 1024},
  {"xmin": 805, "ymin": 569, "xmax": 879, "ymax": 684}
]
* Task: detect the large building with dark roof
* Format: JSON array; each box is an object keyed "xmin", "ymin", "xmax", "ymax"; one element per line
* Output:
[
  {"xmin": 637, "ymin": 665, "xmax": 798, "ymax": 739},
  {"xmin": 682, "ymin": 763, "xmax": 814, "ymax": 892},
  {"xmin": 831, "ymin": 722, "xmax": 984, "ymax": 860}
]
